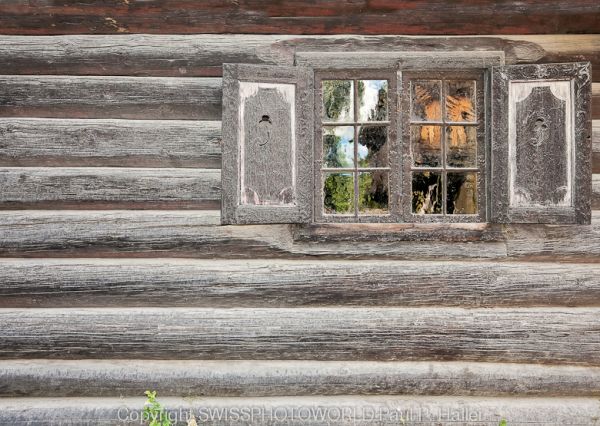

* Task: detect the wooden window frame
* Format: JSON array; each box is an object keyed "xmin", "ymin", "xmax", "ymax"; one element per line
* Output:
[
  {"xmin": 314, "ymin": 69, "xmax": 400, "ymax": 223},
  {"xmin": 400, "ymin": 69, "xmax": 487, "ymax": 223}
]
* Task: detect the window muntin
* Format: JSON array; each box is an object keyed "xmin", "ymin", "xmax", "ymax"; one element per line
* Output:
[
  {"xmin": 401, "ymin": 70, "xmax": 486, "ymax": 222},
  {"xmin": 315, "ymin": 70, "xmax": 399, "ymax": 222}
]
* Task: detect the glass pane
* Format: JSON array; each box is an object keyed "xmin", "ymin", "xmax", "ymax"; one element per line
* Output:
[
  {"xmin": 358, "ymin": 80, "xmax": 388, "ymax": 121},
  {"xmin": 358, "ymin": 172, "xmax": 389, "ymax": 215},
  {"xmin": 411, "ymin": 80, "xmax": 441, "ymax": 122},
  {"xmin": 322, "ymin": 80, "xmax": 354, "ymax": 122},
  {"xmin": 447, "ymin": 173, "xmax": 477, "ymax": 214},
  {"xmin": 446, "ymin": 125, "xmax": 477, "ymax": 167},
  {"xmin": 358, "ymin": 126, "xmax": 387, "ymax": 167},
  {"xmin": 412, "ymin": 172, "xmax": 442, "ymax": 214},
  {"xmin": 322, "ymin": 126, "xmax": 354, "ymax": 168},
  {"xmin": 411, "ymin": 125, "xmax": 441, "ymax": 167},
  {"xmin": 445, "ymin": 80, "xmax": 476, "ymax": 122},
  {"xmin": 323, "ymin": 172, "xmax": 355, "ymax": 215}
]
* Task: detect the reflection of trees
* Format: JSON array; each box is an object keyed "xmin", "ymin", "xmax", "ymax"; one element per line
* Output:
[
  {"xmin": 413, "ymin": 172, "xmax": 441, "ymax": 214},
  {"xmin": 323, "ymin": 132, "xmax": 353, "ymax": 168},
  {"xmin": 322, "ymin": 81, "xmax": 352, "ymax": 121},
  {"xmin": 324, "ymin": 174, "xmax": 353, "ymax": 213},
  {"xmin": 359, "ymin": 172, "xmax": 388, "ymax": 212},
  {"xmin": 358, "ymin": 84, "xmax": 388, "ymax": 167}
]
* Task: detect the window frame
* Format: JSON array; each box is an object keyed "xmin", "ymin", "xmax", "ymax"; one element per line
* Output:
[
  {"xmin": 399, "ymin": 69, "xmax": 487, "ymax": 223},
  {"xmin": 314, "ymin": 69, "xmax": 401, "ymax": 223}
]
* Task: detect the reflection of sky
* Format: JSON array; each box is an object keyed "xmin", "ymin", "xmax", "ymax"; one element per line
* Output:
[
  {"xmin": 359, "ymin": 80, "xmax": 387, "ymax": 121},
  {"xmin": 333, "ymin": 126, "xmax": 354, "ymax": 167}
]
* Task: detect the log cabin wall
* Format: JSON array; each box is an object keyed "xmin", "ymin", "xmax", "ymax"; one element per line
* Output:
[{"xmin": 1, "ymin": 1, "xmax": 600, "ymax": 424}]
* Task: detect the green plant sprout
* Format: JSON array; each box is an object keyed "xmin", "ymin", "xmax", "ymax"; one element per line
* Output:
[{"xmin": 143, "ymin": 390, "xmax": 171, "ymax": 426}]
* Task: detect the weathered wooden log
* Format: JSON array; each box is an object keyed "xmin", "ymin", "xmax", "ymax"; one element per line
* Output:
[
  {"xmin": 594, "ymin": 174, "xmax": 600, "ymax": 209},
  {"xmin": 0, "ymin": 119, "xmax": 221, "ymax": 168},
  {"xmin": 0, "ymin": 1, "xmax": 598, "ymax": 35},
  {"xmin": 0, "ymin": 168, "xmax": 221, "ymax": 209},
  {"xmin": 1, "ymin": 307, "xmax": 600, "ymax": 363},
  {"xmin": 593, "ymin": 120, "xmax": 600, "ymax": 173},
  {"xmin": 0, "ymin": 34, "xmax": 598, "ymax": 79},
  {"xmin": 3, "ymin": 360, "xmax": 600, "ymax": 398},
  {"xmin": 1, "ymin": 396, "xmax": 600, "ymax": 425},
  {"xmin": 1, "ymin": 259, "xmax": 599, "ymax": 308},
  {"xmin": 1, "ymin": 211, "xmax": 600, "ymax": 260},
  {"xmin": 0, "ymin": 76, "xmax": 221, "ymax": 120}
]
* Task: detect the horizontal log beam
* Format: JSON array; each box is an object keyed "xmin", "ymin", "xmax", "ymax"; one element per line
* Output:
[
  {"xmin": 2, "ymin": 34, "xmax": 599, "ymax": 80},
  {"xmin": 1, "ymin": 307, "xmax": 600, "ymax": 363},
  {"xmin": 1, "ymin": 211, "xmax": 600, "ymax": 260},
  {"xmin": 0, "ymin": 119, "xmax": 221, "ymax": 168},
  {"xmin": 1, "ymin": 396, "xmax": 599, "ymax": 425},
  {"xmin": 0, "ymin": 1, "xmax": 598, "ymax": 35},
  {"xmin": 594, "ymin": 174, "xmax": 600, "ymax": 210},
  {"xmin": 1, "ymin": 259, "xmax": 599, "ymax": 308},
  {"xmin": 0, "ymin": 168, "xmax": 221, "ymax": 209},
  {"xmin": 3, "ymin": 360, "xmax": 600, "ymax": 398},
  {"xmin": 0, "ymin": 76, "xmax": 221, "ymax": 120}
]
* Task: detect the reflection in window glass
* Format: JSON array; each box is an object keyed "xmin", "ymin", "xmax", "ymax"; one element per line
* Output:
[
  {"xmin": 445, "ymin": 80, "xmax": 476, "ymax": 122},
  {"xmin": 359, "ymin": 172, "xmax": 389, "ymax": 215},
  {"xmin": 412, "ymin": 172, "xmax": 442, "ymax": 214},
  {"xmin": 446, "ymin": 126, "xmax": 477, "ymax": 167},
  {"xmin": 447, "ymin": 173, "xmax": 477, "ymax": 214},
  {"xmin": 322, "ymin": 126, "xmax": 354, "ymax": 168},
  {"xmin": 323, "ymin": 172, "xmax": 354, "ymax": 214},
  {"xmin": 411, "ymin": 80, "xmax": 441, "ymax": 122},
  {"xmin": 411, "ymin": 125, "xmax": 441, "ymax": 167},
  {"xmin": 358, "ymin": 80, "xmax": 388, "ymax": 122},
  {"xmin": 358, "ymin": 126, "xmax": 387, "ymax": 167},
  {"xmin": 322, "ymin": 80, "xmax": 353, "ymax": 122}
]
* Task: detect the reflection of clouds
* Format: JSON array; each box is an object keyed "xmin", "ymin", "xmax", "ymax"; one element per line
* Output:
[
  {"xmin": 360, "ymin": 80, "xmax": 387, "ymax": 121},
  {"xmin": 324, "ymin": 126, "xmax": 354, "ymax": 167},
  {"xmin": 357, "ymin": 143, "xmax": 368, "ymax": 160}
]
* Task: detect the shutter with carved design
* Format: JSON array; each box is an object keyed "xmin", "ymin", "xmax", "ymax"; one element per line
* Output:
[
  {"xmin": 491, "ymin": 62, "xmax": 592, "ymax": 224},
  {"xmin": 221, "ymin": 64, "xmax": 314, "ymax": 224}
]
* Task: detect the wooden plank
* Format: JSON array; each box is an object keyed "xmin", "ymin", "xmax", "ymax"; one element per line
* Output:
[
  {"xmin": 1, "ymin": 35, "xmax": 599, "ymax": 79},
  {"xmin": 1, "ymin": 396, "xmax": 600, "ymax": 425},
  {"xmin": 3, "ymin": 360, "xmax": 600, "ymax": 397},
  {"xmin": 594, "ymin": 174, "xmax": 600, "ymax": 210},
  {"xmin": 593, "ymin": 120, "xmax": 599, "ymax": 173},
  {"xmin": 594, "ymin": 83, "xmax": 600, "ymax": 120},
  {"xmin": 0, "ymin": 168, "xmax": 221, "ymax": 209},
  {"xmin": 1, "ymin": 307, "xmax": 600, "ymax": 363},
  {"xmin": 0, "ymin": 1, "xmax": 598, "ymax": 35},
  {"xmin": 1, "ymin": 210, "xmax": 600, "ymax": 260},
  {"xmin": 1, "ymin": 259, "xmax": 600, "ymax": 308},
  {"xmin": 0, "ymin": 76, "xmax": 221, "ymax": 120},
  {"xmin": 0, "ymin": 118, "xmax": 221, "ymax": 168}
]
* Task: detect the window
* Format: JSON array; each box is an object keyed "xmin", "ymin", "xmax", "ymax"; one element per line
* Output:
[
  {"xmin": 401, "ymin": 70, "xmax": 485, "ymax": 222},
  {"xmin": 221, "ymin": 60, "xmax": 592, "ymax": 226},
  {"xmin": 314, "ymin": 70, "xmax": 399, "ymax": 223}
]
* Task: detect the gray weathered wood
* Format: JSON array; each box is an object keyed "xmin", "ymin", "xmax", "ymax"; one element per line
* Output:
[
  {"xmin": 1, "ymin": 259, "xmax": 599, "ymax": 308},
  {"xmin": 1, "ymin": 307, "xmax": 600, "ymax": 363},
  {"xmin": 1, "ymin": 210, "xmax": 600, "ymax": 260},
  {"xmin": 0, "ymin": 118, "xmax": 221, "ymax": 168},
  {"xmin": 0, "ymin": 76, "xmax": 222, "ymax": 120},
  {"xmin": 221, "ymin": 64, "xmax": 313, "ymax": 224},
  {"xmin": 0, "ymin": 168, "xmax": 221, "ymax": 209},
  {"xmin": 2, "ymin": 34, "xmax": 593, "ymax": 77},
  {"xmin": 491, "ymin": 62, "xmax": 592, "ymax": 224},
  {"xmin": 296, "ymin": 51, "xmax": 505, "ymax": 69},
  {"xmin": 594, "ymin": 174, "xmax": 600, "ymax": 209},
  {"xmin": 3, "ymin": 360, "xmax": 600, "ymax": 398},
  {"xmin": 1, "ymin": 396, "xmax": 599, "ymax": 425},
  {"xmin": 593, "ymin": 120, "xmax": 600, "ymax": 173}
]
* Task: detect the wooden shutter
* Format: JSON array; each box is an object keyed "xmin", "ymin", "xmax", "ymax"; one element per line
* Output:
[
  {"xmin": 491, "ymin": 62, "xmax": 592, "ymax": 224},
  {"xmin": 221, "ymin": 64, "xmax": 314, "ymax": 224}
]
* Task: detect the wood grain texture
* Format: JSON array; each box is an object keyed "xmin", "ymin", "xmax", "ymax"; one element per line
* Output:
[
  {"xmin": 593, "ymin": 120, "xmax": 599, "ymax": 173},
  {"xmin": 1, "ymin": 396, "xmax": 600, "ymax": 425},
  {"xmin": 1, "ymin": 307, "xmax": 600, "ymax": 363},
  {"xmin": 4, "ymin": 360, "xmax": 600, "ymax": 398},
  {"xmin": 594, "ymin": 174, "xmax": 600, "ymax": 209},
  {"xmin": 0, "ymin": 118, "xmax": 221, "ymax": 168},
  {"xmin": 1, "ymin": 210, "xmax": 600, "ymax": 260},
  {"xmin": 594, "ymin": 83, "xmax": 600, "ymax": 119},
  {"xmin": 0, "ymin": 168, "xmax": 221, "ymax": 209},
  {"xmin": 0, "ymin": 1, "xmax": 598, "ymax": 35},
  {"xmin": 2, "ymin": 35, "xmax": 599, "ymax": 79},
  {"xmin": 0, "ymin": 76, "xmax": 221, "ymax": 120},
  {"xmin": 1, "ymin": 259, "xmax": 600, "ymax": 308}
]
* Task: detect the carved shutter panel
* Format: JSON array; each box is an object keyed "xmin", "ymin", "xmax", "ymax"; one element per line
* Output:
[
  {"xmin": 221, "ymin": 64, "xmax": 314, "ymax": 224},
  {"xmin": 491, "ymin": 62, "xmax": 592, "ymax": 224}
]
